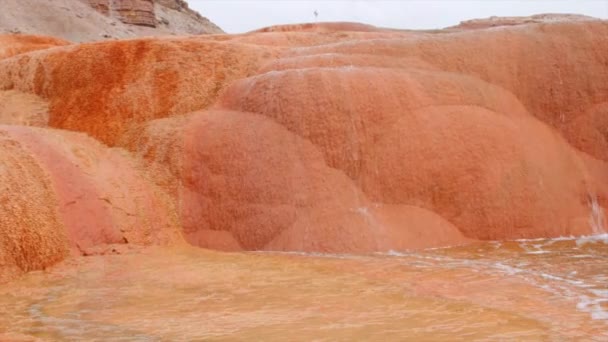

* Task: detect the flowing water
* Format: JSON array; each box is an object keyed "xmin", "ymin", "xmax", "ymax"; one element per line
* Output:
[{"xmin": 1, "ymin": 235, "xmax": 607, "ymax": 341}]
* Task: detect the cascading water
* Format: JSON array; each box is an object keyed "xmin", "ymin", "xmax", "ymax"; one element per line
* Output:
[{"xmin": 588, "ymin": 193, "xmax": 606, "ymax": 235}]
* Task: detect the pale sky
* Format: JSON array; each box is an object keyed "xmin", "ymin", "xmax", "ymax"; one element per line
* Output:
[{"xmin": 189, "ymin": 0, "xmax": 608, "ymax": 33}]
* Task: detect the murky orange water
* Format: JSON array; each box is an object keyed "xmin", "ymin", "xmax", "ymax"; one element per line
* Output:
[{"xmin": 1, "ymin": 235, "xmax": 607, "ymax": 341}]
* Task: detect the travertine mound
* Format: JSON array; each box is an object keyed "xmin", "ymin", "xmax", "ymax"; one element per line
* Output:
[
  {"xmin": 1, "ymin": 16, "xmax": 608, "ymax": 280},
  {"xmin": 451, "ymin": 13, "xmax": 599, "ymax": 30},
  {"xmin": 218, "ymin": 67, "xmax": 602, "ymax": 240},
  {"xmin": 0, "ymin": 90, "xmax": 49, "ymax": 127},
  {"xmin": 252, "ymin": 22, "xmax": 383, "ymax": 33},
  {"xmin": 0, "ymin": 34, "xmax": 70, "ymax": 60},
  {"xmin": 288, "ymin": 21, "xmax": 608, "ymax": 162},
  {"xmin": 121, "ymin": 111, "xmax": 471, "ymax": 251},
  {"xmin": 258, "ymin": 53, "xmax": 437, "ymax": 72},
  {"xmin": 0, "ymin": 125, "xmax": 182, "ymax": 281},
  {"xmin": 0, "ymin": 38, "xmax": 276, "ymax": 144}
]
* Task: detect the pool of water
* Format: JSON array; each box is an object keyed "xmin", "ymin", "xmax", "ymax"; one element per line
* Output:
[{"xmin": 1, "ymin": 235, "xmax": 607, "ymax": 341}]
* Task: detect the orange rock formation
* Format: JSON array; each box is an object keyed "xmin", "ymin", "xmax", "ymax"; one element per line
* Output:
[
  {"xmin": 1, "ymin": 16, "xmax": 607, "ymax": 281},
  {"xmin": 0, "ymin": 38, "xmax": 276, "ymax": 144},
  {"xmin": 0, "ymin": 125, "xmax": 182, "ymax": 281},
  {"xmin": 450, "ymin": 13, "xmax": 599, "ymax": 30},
  {"xmin": 0, "ymin": 34, "xmax": 69, "ymax": 60}
]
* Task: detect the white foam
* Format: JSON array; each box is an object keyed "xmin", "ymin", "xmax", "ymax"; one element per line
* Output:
[
  {"xmin": 507, "ymin": 233, "xmax": 608, "ymax": 247},
  {"xmin": 525, "ymin": 250, "xmax": 551, "ymax": 255},
  {"xmin": 577, "ymin": 295, "xmax": 608, "ymax": 320},
  {"xmin": 384, "ymin": 247, "xmax": 608, "ymax": 322},
  {"xmin": 588, "ymin": 194, "xmax": 607, "ymax": 234},
  {"xmin": 513, "ymin": 236, "xmax": 576, "ymax": 242},
  {"xmin": 576, "ymin": 234, "xmax": 608, "ymax": 246},
  {"xmin": 591, "ymin": 289, "xmax": 608, "ymax": 298},
  {"xmin": 493, "ymin": 262, "xmax": 524, "ymax": 275},
  {"xmin": 570, "ymin": 254, "xmax": 594, "ymax": 258},
  {"xmin": 385, "ymin": 250, "xmax": 406, "ymax": 257}
]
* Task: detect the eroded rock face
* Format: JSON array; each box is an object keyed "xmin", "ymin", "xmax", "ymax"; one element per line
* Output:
[
  {"xmin": 84, "ymin": 0, "xmax": 224, "ymax": 31},
  {"xmin": 86, "ymin": 0, "xmax": 156, "ymax": 27},
  {"xmin": 1, "ymin": 17, "xmax": 608, "ymax": 280},
  {"xmin": 155, "ymin": 0, "xmax": 189, "ymax": 11},
  {"xmin": 113, "ymin": 0, "xmax": 156, "ymax": 27},
  {"xmin": 0, "ymin": 0, "xmax": 223, "ymax": 43},
  {"xmin": 0, "ymin": 125, "xmax": 183, "ymax": 281},
  {"xmin": 88, "ymin": 0, "xmax": 111, "ymax": 15}
]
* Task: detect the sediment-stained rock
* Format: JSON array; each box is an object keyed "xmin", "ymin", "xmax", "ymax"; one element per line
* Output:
[
  {"xmin": 0, "ymin": 125, "xmax": 182, "ymax": 282},
  {"xmin": 0, "ymin": 90, "xmax": 49, "ymax": 126},
  {"xmin": 121, "ymin": 110, "xmax": 472, "ymax": 252},
  {"xmin": 251, "ymin": 22, "xmax": 385, "ymax": 33},
  {"xmin": 0, "ymin": 129, "xmax": 69, "ymax": 283},
  {"xmin": 450, "ymin": 13, "xmax": 598, "ymax": 30},
  {"xmin": 0, "ymin": 38, "xmax": 276, "ymax": 145},
  {"xmin": 288, "ymin": 21, "xmax": 608, "ymax": 161},
  {"xmin": 0, "ymin": 34, "xmax": 69, "ymax": 60},
  {"xmin": 1, "ymin": 17, "xmax": 608, "ymax": 279},
  {"xmin": 218, "ymin": 66, "xmax": 603, "ymax": 240}
]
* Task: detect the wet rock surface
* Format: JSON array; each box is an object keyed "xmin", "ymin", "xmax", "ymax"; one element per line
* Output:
[{"xmin": 0, "ymin": 16, "xmax": 607, "ymax": 282}]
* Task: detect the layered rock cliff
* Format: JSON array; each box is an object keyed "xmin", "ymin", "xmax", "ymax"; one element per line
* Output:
[
  {"xmin": 87, "ymin": 0, "xmax": 156, "ymax": 27},
  {"xmin": 84, "ymin": 0, "xmax": 223, "ymax": 33},
  {"xmin": 1, "ymin": 15, "xmax": 607, "ymax": 281},
  {"xmin": 0, "ymin": 0, "xmax": 222, "ymax": 42}
]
